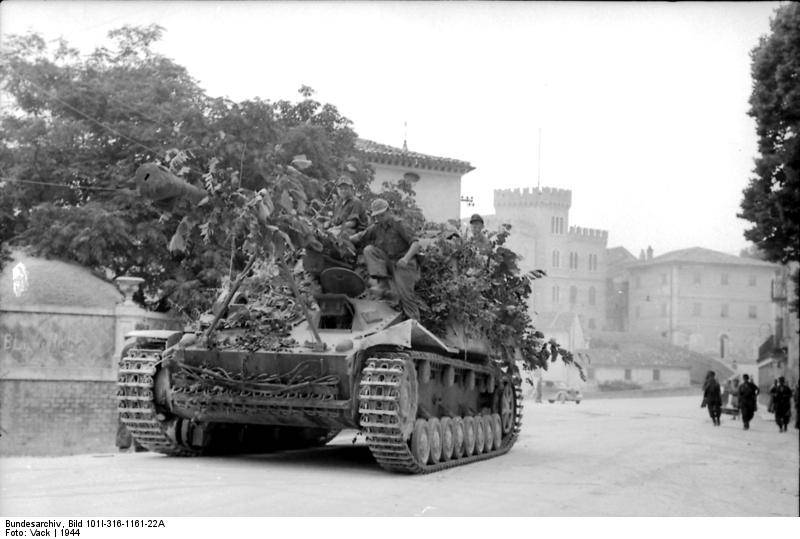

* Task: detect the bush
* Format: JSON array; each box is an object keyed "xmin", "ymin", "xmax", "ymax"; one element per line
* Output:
[{"xmin": 598, "ymin": 380, "xmax": 642, "ymax": 392}]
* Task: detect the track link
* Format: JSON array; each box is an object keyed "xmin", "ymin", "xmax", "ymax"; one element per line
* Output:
[
  {"xmin": 359, "ymin": 352, "xmax": 523, "ymax": 474},
  {"xmin": 117, "ymin": 346, "xmax": 198, "ymax": 456}
]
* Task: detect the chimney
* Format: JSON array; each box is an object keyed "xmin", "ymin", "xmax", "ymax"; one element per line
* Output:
[{"xmin": 647, "ymin": 245, "xmax": 653, "ymax": 260}]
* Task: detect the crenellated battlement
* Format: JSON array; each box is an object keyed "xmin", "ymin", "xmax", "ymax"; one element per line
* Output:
[
  {"xmin": 493, "ymin": 186, "xmax": 572, "ymax": 209},
  {"xmin": 568, "ymin": 225, "xmax": 608, "ymax": 243}
]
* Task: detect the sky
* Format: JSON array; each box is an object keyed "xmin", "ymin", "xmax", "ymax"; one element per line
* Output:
[{"xmin": 0, "ymin": 1, "xmax": 782, "ymax": 257}]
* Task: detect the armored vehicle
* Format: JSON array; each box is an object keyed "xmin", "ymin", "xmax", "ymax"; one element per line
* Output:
[{"xmin": 118, "ymin": 266, "xmax": 522, "ymax": 474}]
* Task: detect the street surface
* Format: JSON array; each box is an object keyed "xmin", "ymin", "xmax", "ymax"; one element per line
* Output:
[{"xmin": 1, "ymin": 395, "xmax": 797, "ymax": 516}]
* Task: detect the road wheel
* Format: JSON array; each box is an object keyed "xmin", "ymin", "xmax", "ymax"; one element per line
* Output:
[
  {"xmin": 474, "ymin": 416, "xmax": 485, "ymax": 454},
  {"xmin": 463, "ymin": 416, "xmax": 476, "ymax": 456},
  {"xmin": 481, "ymin": 415, "xmax": 494, "ymax": 452},
  {"xmin": 440, "ymin": 417, "xmax": 454, "ymax": 461},
  {"xmin": 452, "ymin": 417, "xmax": 465, "ymax": 458},
  {"xmin": 411, "ymin": 419, "xmax": 430, "ymax": 464},
  {"xmin": 557, "ymin": 392, "xmax": 566, "ymax": 404},
  {"xmin": 491, "ymin": 413, "xmax": 503, "ymax": 450},
  {"xmin": 427, "ymin": 418, "xmax": 442, "ymax": 464}
]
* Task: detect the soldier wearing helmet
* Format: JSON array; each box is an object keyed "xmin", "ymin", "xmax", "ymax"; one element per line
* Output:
[
  {"xmin": 350, "ymin": 198, "xmax": 422, "ymax": 320},
  {"xmin": 331, "ymin": 174, "xmax": 367, "ymax": 234},
  {"xmin": 467, "ymin": 213, "xmax": 490, "ymax": 252}
]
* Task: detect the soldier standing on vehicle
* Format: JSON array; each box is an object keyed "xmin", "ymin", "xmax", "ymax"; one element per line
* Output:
[
  {"xmin": 737, "ymin": 374, "xmax": 760, "ymax": 430},
  {"xmin": 350, "ymin": 198, "xmax": 422, "ymax": 320}
]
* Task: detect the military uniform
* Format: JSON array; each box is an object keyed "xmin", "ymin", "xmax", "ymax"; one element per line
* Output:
[
  {"xmin": 352, "ymin": 203, "xmax": 422, "ymax": 320},
  {"xmin": 332, "ymin": 197, "xmax": 367, "ymax": 234}
]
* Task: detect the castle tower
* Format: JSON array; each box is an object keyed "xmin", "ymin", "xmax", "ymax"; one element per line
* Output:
[{"xmin": 492, "ymin": 187, "xmax": 608, "ymax": 332}]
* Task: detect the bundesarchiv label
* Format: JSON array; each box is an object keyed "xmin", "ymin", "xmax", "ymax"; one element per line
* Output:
[{"xmin": 5, "ymin": 518, "xmax": 167, "ymax": 536}]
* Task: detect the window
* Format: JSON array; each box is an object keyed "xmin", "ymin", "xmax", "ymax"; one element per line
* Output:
[
  {"xmin": 552, "ymin": 286, "xmax": 560, "ymax": 304},
  {"xmin": 721, "ymin": 273, "xmax": 729, "ymax": 285},
  {"xmin": 748, "ymin": 275, "xmax": 756, "ymax": 286},
  {"xmin": 660, "ymin": 303, "xmax": 667, "ymax": 317},
  {"xmin": 693, "ymin": 272, "xmax": 701, "ymax": 285},
  {"xmin": 588, "ymin": 286, "xmax": 596, "ymax": 306},
  {"xmin": 552, "ymin": 216, "xmax": 565, "ymax": 234},
  {"xmin": 624, "ymin": 369, "xmax": 632, "ymax": 381},
  {"xmin": 569, "ymin": 252, "xmax": 579, "ymax": 270},
  {"xmin": 559, "ymin": 217, "xmax": 565, "ymax": 234},
  {"xmin": 653, "ymin": 369, "xmax": 660, "ymax": 381},
  {"xmin": 748, "ymin": 305, "xmax": 757, "ymax": 319},
  {"xmin": 588, "ymin": 318, "xmax": 596, "ymax": 330},
  {"xmin": 587, "ymin": 254, "xmax": 598, "ymax": 271},
  {"xmin": 692, "ymin": 302, "xmax": 702, "ymax": 317},
  {"xmin": 661, "ymin": 273, "xmax": 668, "ymax": 285},
  {"xmin": 569, "ymin": 286, "xmax": 577, "ymax": 304},
  {"xmin": 552, "ymin": 250, "xmax": 560, "ymax": 267},
  {"xmin": 551, "ymin": 216, "xmax": 555, "ymax": 234},
  {"xmin": 720, "ymin": 304, "xmax": 729, "ymax": 318}
]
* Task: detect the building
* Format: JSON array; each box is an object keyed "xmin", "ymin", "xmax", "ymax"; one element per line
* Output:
[
  {"xmin": 626, "ymin": 247, "xmax": 778, "ymax": 366},
  {"xmin": 0, "ymin": 251, "xmax": 179, "ymax": 455},
  {"xmin": 578, "ymin": 331, "xmax": 709, "ymax": 389},
  {"xmin": 757, "ymin": 262, "xmax": 799, "ymax": 389},
  {"xmin": 605, "ymin": 246, "xmax": 638, "ymax": 331},
  {"xmin": 491, "ymin": 187, "xmax": 608, "ymax": 331},
  {"xmin": 355, "ymin": 138, "xmax": 474, "ymax": 223}
]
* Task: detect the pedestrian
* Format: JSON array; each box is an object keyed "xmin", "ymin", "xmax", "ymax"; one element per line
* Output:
[
  {"xmin": 730, "ymin": 377, "xmax": 740, "ymax": 411},
  {"xmin": 737, "ymin": 374, "xmax": 760, "ymax": 430},
  {"xmin": 350, "ymin": 198, "xmax": 423, "ymax": 320},
  {"xmin": 771, "ymin": 376, "xmax": 793, "ymax": 432},
  {"xmin": 702, "ymin": 370, "xmax": 723, "ymax": 426},
  {"xmin": 767, "ymin": 378, "xmax": 778, "ymax": 414}
]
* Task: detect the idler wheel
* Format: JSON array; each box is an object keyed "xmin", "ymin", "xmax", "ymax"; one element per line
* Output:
[
  {"xmin": 440, "ymin": 417, "xmax": 454, "ymax": 461},
  {"xmin": 452, "ymin": 417, "xmax": 465, "ymax": 459},
  {"xmin": 411, "ymin": 419, "xmax": 430, "ymax": 464},
  {"xmin": 463, "ymin": 416, "xmax": 476, "ymax": 456},
  {"xmin": 500, "ymin": 383, "xmax": 515, "ymax": 434},
  {"xmin": 427, "ymin": 418, "xmax": 442, "ymax": 464}
]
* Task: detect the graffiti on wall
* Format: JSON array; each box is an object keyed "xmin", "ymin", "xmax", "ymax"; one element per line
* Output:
[{"xmin": 0, "ymin": 313, "xmax": 115, "ymax": 371}]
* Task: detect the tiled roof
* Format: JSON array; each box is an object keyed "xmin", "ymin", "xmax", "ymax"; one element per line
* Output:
[
  {"xmin": 631, "ymin": 247, "xmax": 777, "ymax": 269},
  {"xmin": 577, "ymin": 331, "xmax": 702, "ymax": 369},
  {"xmin": 356, "ymin": 138, "xmax": 475, "ymax": 174}
]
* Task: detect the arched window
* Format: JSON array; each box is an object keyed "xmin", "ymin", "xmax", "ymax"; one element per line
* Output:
[
  {"xmin": 552, "ymin": 250, "xmax": 560, "ymax": 267},
  {"xmin": 589, "ymin": 286, "xmax": 596, "ymax": 306},
  {"xmin": 569, "ymin": 286, "xmax": 577, "ymax": 304}
]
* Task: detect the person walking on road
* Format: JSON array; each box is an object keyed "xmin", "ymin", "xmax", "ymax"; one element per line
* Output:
[
  {"xmin": 737, "ymin": 374, "xmax": 760, "ymax": 430},
  {"xmin": 771, "ymin": 376, "xmax": 793, "ymax": 432},
  {"xmin": 702, "ymin": 370, "xmax": 723, "ymax": 426}
]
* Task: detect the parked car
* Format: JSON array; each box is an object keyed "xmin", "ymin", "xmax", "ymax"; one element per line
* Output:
[{"xmin": 543, "ymin": 381, "xmax": 583, "ymax": 404}]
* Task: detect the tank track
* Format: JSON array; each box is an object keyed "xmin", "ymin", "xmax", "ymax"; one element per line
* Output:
[
  {"xmin": 358, "ymin": 351, "xmax": 523, "ymax": 474},
  {"xmin": 117, "ymin": 346, "xmax": 199, "ymax": 456}
]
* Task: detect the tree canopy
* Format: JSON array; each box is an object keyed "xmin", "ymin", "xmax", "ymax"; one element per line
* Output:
[
  {"xmin": 0, "ymin": 25, "xmax": 579, "ymax": 375},
  {"xmin": 740, "ymin": 3, "xmax": 800, "ymax": 309}
]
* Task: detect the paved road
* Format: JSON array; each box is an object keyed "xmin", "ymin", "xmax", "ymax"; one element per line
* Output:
[{"xmin": 1, "ymin": 395, "xmax": 797, "ymax": 516}]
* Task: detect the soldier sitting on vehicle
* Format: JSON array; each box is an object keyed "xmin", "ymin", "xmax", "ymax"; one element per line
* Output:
[
  {"xmin": 303, "ymin": 174, "xmax": 367, "ymax": 278},
  {"xmin": 350, "ymin": 198, "xmax": 423, "ymax": 320}
]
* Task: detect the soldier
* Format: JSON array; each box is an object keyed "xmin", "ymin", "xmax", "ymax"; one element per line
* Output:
[
  {"xmin": 350, "ymin": 198, "xmax": 422, "ymax": 320},
  {"xmin": 467, "ymin": 213, "xmax": 490, "ymax": 252},
  {"xmin": 737, "ymin": 374, "xmax": 760, "ymax": 430},
  {"xmin": 331, "ymin": 174, "xmax": 367, "ymax": 235},
  {"xmin": 302, "ymin": 175, "xmax": 365, "ymax": 278},
  {"xmin": 702, "ymin": 370, "xmax": 722, "ymax": 426}
]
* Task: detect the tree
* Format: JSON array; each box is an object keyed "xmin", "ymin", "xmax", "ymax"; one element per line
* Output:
[
  {"xmin": 0, "ymin": 27, "xmax": 367, "ymax": 309},
  {"xmin": 740, "ymin": 3, "xmax": 800, "ymax": 309}
]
